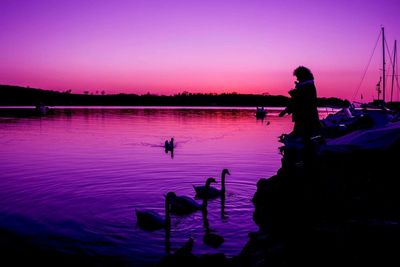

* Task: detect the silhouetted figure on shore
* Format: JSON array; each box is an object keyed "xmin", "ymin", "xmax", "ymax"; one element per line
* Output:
[{"xmin": 279, "ymin": 66, "xmax": 320, "ymax": 141}]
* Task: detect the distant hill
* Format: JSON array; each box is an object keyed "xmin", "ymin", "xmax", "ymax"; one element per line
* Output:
[{"xmin": 0, "ymin": 84, "xmax": 347, "ymax": 107}]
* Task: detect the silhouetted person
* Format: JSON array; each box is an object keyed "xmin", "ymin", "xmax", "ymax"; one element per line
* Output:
[{"xmin": 279, "ymin": 66, "xmax": 320, "ymax": 141}]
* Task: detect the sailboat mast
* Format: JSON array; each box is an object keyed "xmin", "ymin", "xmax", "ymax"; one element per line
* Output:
[
  {"xmin": 391, "ymin": 40, "xmax": 397, "ymax": 102},
  {"xmin": 382, "ymin": 26, "xmax": 386, "ymax": 102}
]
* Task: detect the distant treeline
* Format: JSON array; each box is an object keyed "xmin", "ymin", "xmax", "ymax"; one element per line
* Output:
[{"xmin": 0, "ymin": 84, "xmax": 348, "ymax": 107}]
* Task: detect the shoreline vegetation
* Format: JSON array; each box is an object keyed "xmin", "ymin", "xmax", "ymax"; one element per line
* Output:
[{"xmin": 0, "ymin": 84, "xmax": 348, "ymax": 107}]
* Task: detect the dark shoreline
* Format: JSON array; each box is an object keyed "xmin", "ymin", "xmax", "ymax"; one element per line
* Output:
[
  {"xmin": 1, "ymin": 84, "xmax": 347, "ymax": 108},
  {"xmin": 237, "ymin": 142, "xmax": 400, "ymax": 267}
]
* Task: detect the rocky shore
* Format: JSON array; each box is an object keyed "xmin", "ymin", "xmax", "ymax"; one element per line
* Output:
[
  {"xmin": 236, "ymin": 137, "xmax": 400, "ymax": 267},
  {"xmin": 160, "ymin": 125, "xmax": 400, "ymax": 267}
]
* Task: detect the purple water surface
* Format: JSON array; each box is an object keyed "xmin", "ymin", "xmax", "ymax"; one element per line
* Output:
[{"xmin": 0, "ymin": 107, "xmax": 299, "ymax": 265}]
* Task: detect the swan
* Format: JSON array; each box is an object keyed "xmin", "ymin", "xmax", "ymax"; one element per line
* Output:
[
  {"xmin": 169, "ymin": 193, "xmax": 202, "ymax": 215},
  {"xmin": 170, "ymin": 178, "xmax": 216, "ymax": 215},
  {"xmin": 194, "ymin": 169, "xmax": 230, "ymax": 199},
  {"xmin": 135, "ymin": 192, "xmax": 174, "ymax": 231}
]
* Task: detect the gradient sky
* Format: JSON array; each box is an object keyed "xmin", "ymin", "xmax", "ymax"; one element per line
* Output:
[{"xmin": 1, "ymin": 0, "xmax": 399, "ymax": 101}]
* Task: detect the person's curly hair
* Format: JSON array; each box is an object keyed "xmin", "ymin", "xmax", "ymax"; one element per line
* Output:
[{"xmin": 293, "ymin": 66, "xmax": 314, "ymax": 81}]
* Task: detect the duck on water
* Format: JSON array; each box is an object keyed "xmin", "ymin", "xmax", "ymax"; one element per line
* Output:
[{"xmin": 165, "ymin": 138, "xmax": 174, "ymax": 151}]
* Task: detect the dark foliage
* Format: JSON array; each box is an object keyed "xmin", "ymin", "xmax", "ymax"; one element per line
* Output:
[{"xmin": 0, "ymin": 85, "xmax": 346, "ymax": 107}]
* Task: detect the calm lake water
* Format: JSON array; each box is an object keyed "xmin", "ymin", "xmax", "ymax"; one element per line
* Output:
[{"xmin": 0, "ymin": 107, "xmax": 300, "ymax": 266}]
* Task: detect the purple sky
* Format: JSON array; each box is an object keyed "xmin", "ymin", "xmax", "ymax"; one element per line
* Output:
[{"xmin": 1, "ymin": 0, "xmax": 399, "ymax": 101}]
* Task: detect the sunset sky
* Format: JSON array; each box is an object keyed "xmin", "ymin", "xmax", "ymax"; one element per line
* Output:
[{"xmin": 1, "ymin": 0, "xmax": 399, "ymax": 101}]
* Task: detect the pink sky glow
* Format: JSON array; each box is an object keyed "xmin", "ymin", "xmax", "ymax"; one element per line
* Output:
[{"xmin": 1, "ymin": 0, "xmax": 400, "ymax": 101}]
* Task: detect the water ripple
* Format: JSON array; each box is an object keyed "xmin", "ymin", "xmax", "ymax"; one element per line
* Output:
[{"xmin": 0, "ymin": 107, "xmax": 302, "ymax": 265}]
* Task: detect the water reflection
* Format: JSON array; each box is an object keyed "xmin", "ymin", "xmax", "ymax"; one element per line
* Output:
[
  {"xmin": 165, "ymin": 224, "xmax": 171, "ymax": 255},
  {"xmin": 221, "ymin": 194, "xmax": 226, "ymax": 219},
  {"xmin": 202, "ymin": 198, "xmax": 224, "ymax": 248}
]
